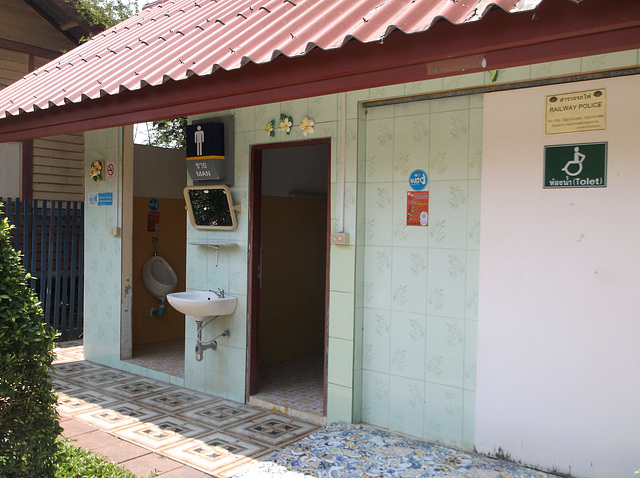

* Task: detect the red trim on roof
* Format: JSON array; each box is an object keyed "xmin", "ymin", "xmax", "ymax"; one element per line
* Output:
[{"xmin": 0, "ymin": 0, "xmax": 639, "ymax": 141}]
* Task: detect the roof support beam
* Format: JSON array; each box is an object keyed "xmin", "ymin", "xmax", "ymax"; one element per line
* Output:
[{"xmin": 0, "ymin": 0, "xmax": 639, "ymax": 142}]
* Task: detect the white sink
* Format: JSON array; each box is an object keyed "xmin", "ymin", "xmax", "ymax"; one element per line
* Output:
[{"xmin": 167, "ymin": 291, "xmax": 237, "ymax": 319}]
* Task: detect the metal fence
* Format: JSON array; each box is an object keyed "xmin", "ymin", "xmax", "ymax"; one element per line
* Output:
[{"xmin": 1, "ymin": 197, "xmax": 84, "ymax": 340}]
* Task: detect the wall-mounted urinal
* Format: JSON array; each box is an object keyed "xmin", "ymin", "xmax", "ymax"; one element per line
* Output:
[{"xmin": 142, "ymin": 237, "xmax": 177, "ymax": 316}]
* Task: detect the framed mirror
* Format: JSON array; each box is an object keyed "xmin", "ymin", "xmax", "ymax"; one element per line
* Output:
[{"xmin": 184, "ymin": 185, "xmax": 241, "ymax": 230}]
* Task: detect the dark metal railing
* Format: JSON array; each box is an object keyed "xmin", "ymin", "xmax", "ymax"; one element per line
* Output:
[{"xmin": 1, "ymin": 197, "xmax": 84, "ymax": 340}]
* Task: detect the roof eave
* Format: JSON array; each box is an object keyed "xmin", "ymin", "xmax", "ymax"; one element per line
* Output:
[{"xmin": 1, "ymin": 0, "xmax": 639, "ymax": 142}]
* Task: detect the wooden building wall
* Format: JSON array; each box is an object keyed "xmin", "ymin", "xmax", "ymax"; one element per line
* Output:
[
  {"xmin": 0, "ymin": 0, "xmax": 85, "ymax": 201},
  {"xmin": 0, "ymin": 0, "xmax": 76, "ymax": 53}
]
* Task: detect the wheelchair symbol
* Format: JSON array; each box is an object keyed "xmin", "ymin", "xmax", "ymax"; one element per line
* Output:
[{"xmin": 561, "ymin": 147, "xmax": 586, "ymax": 177}]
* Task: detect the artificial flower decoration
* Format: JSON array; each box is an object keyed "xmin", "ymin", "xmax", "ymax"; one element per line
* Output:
[
  {"xmin": 89, "ymin": 160, "xmax": 103, "ymax": 182},
  {"xmin": 266, "ymin": 119, "xmax": 275, "ymax": 137},
  {"xmin": 278, "ymin": 114, "xmax": 293, "ymax": 134},
  {"xmin": 300, "ymin": 116, "xmax": 315, "ymax": 137}
]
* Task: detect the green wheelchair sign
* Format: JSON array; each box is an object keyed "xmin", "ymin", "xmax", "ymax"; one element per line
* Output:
[{"xmin": 544, "ymin": 142, "xmax": 607, "ymax": 189}]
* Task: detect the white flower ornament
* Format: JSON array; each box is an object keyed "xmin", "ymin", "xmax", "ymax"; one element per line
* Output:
[{"xmin": 300, "ymin": 116, "xmax": 315, "ymax": 137}]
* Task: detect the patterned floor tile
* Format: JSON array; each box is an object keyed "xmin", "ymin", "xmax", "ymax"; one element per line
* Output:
[
  {"xmin": 252, "ymin": 355, "xmax": 325, "ymax": 418},
  {"xmin": 177, "ymin": 399, "xmax": 267, "ymax": 429},
  {"xmin": 127, "ymin": 339, "xmax": 185, "ymax": 378},
  {"xmin": 161, "ymin": 431, "xmax": 272, "ymax": 474},
  {"xmin": 233, "ymin": 423, "xmax": 562, "ymax": 478},
  {"xmin": 52, "ymin": 377, "xmax": 83, "ymax": 395},
  {"xmin": 225, "ymin": 414, "xmax": 318, "ymax": 447},
  {"xmin": 113, "ymin": 416, "xmax": 208, "ymax": 450},
  {"xmin": 100, "ymin": 378, "xmax": 175, "ymax": 400},
  {"xmin": 53, "ymin": 360, "xmax": 105, "ymax": 378},
  {"xmin": 57, "ymin": 389, "xmax": 122, "ymax": 416},
  {"xmin": 52, "ymin": 343, "xmax": 562, "ymax": 478},
  {"xmin": 53, "ymin": 341, "xmax": 84, "ymax": 363},
  {"xmin": 74, "ymin": 401, "xmax": 162, "ymax": 431},
  {"xmin": 65, "ymin": 368, "xmax": 136, "ymax": 388},
  {"xmin": 136, "ymin": 387, "xmax": 217, "ymax": 413}
]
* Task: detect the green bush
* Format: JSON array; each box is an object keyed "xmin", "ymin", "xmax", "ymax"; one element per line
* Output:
[
  {"xmin": 55, "ymin": 439, "xmax": 140, "ymax": 478},
  {"xmin": 0, "ymin": 206, "xmax": 61, "ymax": 476}
]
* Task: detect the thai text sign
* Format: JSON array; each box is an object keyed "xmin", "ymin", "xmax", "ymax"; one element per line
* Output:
[
  {"xmin": 545, "ymin": 88, "xmax": 606, "ymax": 135},
  {"xmin": 407, "ymin": 191, "xmax": 429, "ymax": 226},
  {"xmin": 544, "ymin": 142, "xmax": 607, "ymax": 189},
  {"xmin": 186, "ymin": 121, "xmax": 225, "ymax": 181}
]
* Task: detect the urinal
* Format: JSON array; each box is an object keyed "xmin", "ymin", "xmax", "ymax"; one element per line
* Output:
[
  {"xmin": 142, "ymin": 255, "xmax": 177, "ymax": 299},
  {"xmin": 142, "ymin": 237, "xmax": 178, "ymax": 316}
]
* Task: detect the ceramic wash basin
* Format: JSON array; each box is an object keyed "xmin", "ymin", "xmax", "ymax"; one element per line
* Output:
[{"xmin": 167, "ymin": 290, "xmax": 237, "ymax": 318}]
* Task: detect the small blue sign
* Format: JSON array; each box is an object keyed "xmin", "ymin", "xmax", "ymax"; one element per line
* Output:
[
  {"xmin": 409, "ymin": 169, "xmax": 428, "ymax": 191},
  {"xmin": 148, "ymin": 198, "xmax": 159, "ymax": 211},
  {"xmin": 88, "ymin": 192, "xmax": 113, "ymax": 206}
]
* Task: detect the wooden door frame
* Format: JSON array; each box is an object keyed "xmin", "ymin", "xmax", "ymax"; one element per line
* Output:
[{"xmin": 247, "ymin": 139, "xmax": 332, "ymax": 415}]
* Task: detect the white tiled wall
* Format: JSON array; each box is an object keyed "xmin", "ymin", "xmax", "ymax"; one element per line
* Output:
[{"xmin": 83, "ymin": 127, "xmax": 124, "ymax": 367}]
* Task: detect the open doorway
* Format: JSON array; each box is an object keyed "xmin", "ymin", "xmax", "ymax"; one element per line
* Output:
[
  {"xmin": 124, "ymin": 143, "xmax": 187, "ymax": 378},
  {"xmin": 248, "ymin": 140, "xmax": 330, "ymax": 422}
]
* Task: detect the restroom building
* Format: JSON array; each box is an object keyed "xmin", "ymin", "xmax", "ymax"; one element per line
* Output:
[{"xmin": 0, "ymin": 1, "xmax": 639, "ymax": 477}]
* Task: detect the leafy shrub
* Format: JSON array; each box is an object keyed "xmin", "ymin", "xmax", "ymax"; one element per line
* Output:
[
  {"xmin": 55, "ymin": 439, "xmax": 139, "ymax": 478},
  {"xmin": 0, "ymin": 207, "xmax": 61, "ymax": 476}
]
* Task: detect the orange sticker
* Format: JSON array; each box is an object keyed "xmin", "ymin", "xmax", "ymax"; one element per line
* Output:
[{"xmin": 407, "ymin": 191, "xmax": 429, "ymax": 227}]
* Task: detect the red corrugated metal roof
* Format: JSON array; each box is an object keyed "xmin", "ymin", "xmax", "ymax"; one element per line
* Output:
[{"xmin": 0, "ymin": 0, "xmax": 543, "ymax": 119}]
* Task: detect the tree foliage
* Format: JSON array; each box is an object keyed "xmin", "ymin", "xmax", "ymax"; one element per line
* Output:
[
  {"xmin": 0, "ymin": 207, "xmax": 61, "ymax": 477},
  {"xmin": 148, "ymin": 117, "xmax": 187, "ymax": 149},
  {"xmin": 67, "ymin": 0, "xmax": 138, "ymax": 30}
]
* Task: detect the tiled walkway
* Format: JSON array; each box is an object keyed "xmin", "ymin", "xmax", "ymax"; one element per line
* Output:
[
  {"xmin": 53, "ymin": 342, "xmax": 560, "ymax": 478},
  {"xmin": 53, "ymin": 341, "xmax": 319, "ymax": 477}
]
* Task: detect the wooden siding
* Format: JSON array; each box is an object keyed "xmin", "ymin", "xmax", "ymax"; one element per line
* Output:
[
  {"xmin": 0, "ymin": 1, "xmax": 84, "ymax": 201},
  {"xmin": 0, "ymin": 0, "xmax": 74, "ymax": 53},
  {"xmin": 33, "ymin": 134, "xmax": 84, "ymax": 201},
  {"xmin": 0, "ymin": 48, "xmax": 28, "ymax": 88}
]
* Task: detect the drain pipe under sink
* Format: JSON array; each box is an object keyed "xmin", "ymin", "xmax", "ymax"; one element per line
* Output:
[
  {"xmin": 150, "ymin": 298, "xmax": 166, "ymax": 317},
  {"xmin": 195, "ymin": 318, "xmax": 230, "ymax": 361}
]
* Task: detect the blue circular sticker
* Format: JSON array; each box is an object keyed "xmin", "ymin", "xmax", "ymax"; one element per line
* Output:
[
  {"xmin": 409, "ymin": 170, "xmax": 428, "ymax": 191},
  {"xmin": 148, "ymin": 198, "xmax": 159, "ymax": 211}
]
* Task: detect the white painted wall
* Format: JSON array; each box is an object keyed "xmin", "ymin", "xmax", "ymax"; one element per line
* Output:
[
  {"xmin": 0, "ymin": 142, "xmax": 20, "ymax": 197},
  {"xmin": 476, "ymin": 75, "xmax": 640, "ymax": 478}
]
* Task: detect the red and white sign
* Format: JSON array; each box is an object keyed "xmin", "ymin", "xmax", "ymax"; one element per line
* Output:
[
  {"xmin": 407, "ymin": 191, "xmax": 429, "ymax": 227},
  {"xmin": 106, "ymin": 161, "xmax": 116, "ymax": 182}
]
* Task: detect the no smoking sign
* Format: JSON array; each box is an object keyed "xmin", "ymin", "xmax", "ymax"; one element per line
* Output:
[{"xmin": 106, "ymin": 161, "xmax": 116, "ymax": 182}]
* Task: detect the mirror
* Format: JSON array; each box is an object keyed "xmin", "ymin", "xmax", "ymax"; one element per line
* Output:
[{"xmin": 184, "ymin": 185, "xmax": 241, "ymax": 230}]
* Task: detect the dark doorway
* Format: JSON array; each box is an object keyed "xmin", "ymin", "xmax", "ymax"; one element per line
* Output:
[{"xmin": 248, "ymin": 140, "xmax": 330, "ymax": 419}]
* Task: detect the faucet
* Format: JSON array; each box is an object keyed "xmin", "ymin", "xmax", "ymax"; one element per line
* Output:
[{"xmin": 209, "ymin": 288, "xmax": 225, "ymax": 298}]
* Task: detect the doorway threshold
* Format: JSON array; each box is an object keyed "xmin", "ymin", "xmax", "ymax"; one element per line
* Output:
[{"xmin": 248, "ymin": 395, "xmax": 326, "ymax": 426}]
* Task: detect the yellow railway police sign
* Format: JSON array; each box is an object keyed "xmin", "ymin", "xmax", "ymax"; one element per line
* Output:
[{"xmin": 545, "ymin": 88, "xmax": 606, "ymax": 135}]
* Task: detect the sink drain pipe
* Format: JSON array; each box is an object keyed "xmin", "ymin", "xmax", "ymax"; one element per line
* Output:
[
  {"xmin": 150, "ymin": 298, "xmax": 166, "ymax": 317},
  {"xmin": 194, "ymin": 318, "xmax": 230, "ymax": 361}
]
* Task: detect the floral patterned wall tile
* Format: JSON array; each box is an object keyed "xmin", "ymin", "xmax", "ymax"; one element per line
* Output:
[
  {"xmin": 363, "ymin": 246, "xmax": 393, "ymax": 310},
  {"xmin": 362, "ymin": 369, "xmax": 390, "ymax": 429},
  {"xmin": 390, "ymin": 248, "xmax": 428, "ymax": 315},
  {"xmin": 425, "ymin": 315, "xmax": 465, "ymax": 388},
  {"xmin": 581, "ymin": 50, "xmax": 639, "ymax": 72},
  {"xmin": 363, "ymin": 308, "xmax": 391, "ymax": 374},
  {"xmin": 423, "ymin": 382, "xmax": 464, "ymax": 447},
  {"xmin": 389, "ymin": 375, "xmax": 425, "ymax": 438},
  {"xmin": 389, "ymin": 311, "xmax": 426, "ymax": 380},
  {"xmin": 427, "ymin": 249, "xmax": 468, "ymax": 320}
]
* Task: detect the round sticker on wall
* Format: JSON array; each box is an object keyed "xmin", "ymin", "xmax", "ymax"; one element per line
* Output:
[
  {"xmin": 148, "ymin": 198, "xmax": 159, "ymax": 211},
  {"xmin": 409, "ymin": 170, "xmax": 428, "ymax": 191}
]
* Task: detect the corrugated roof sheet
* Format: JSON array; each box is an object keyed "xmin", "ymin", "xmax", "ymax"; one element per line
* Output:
[{"xmin": 0, "ymin": 0, "xmax": 543, "ymax": 119}]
